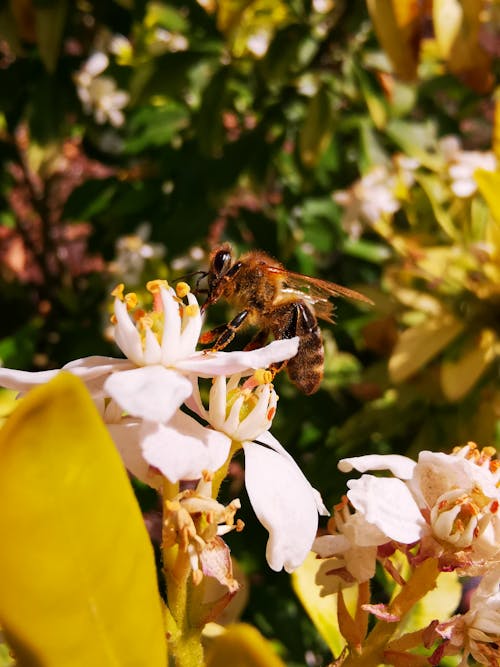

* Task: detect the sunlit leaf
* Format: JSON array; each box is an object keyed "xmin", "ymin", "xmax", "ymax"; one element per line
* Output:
[
  {"xmin": 389, "ymin": 313, "xmax": 464, "ymax": 383},
  {"xmin": 291, "ymin": 552, "xmax": 346, "ymax": 656},
  {"xmin": 399, "ymin": 570, "xmax": 461, "ymax": 633},
  {"xmin": 0, "ymin": 373, "xmax": 167, "ymax": 667},
  {"xmin": 205, "ymin": 623, "xmax": 286, "ymax": 667},
  {"xmin": 441, "ymin": 329, "xmax": 497, "ymax": 401},
  {"xmin": 433, "ymin": 0, "xmax": 493, "ymax": 93},
  {"xmin": 475, "ymin": 169, "xmax": 500, "ymax": 226},
  {"xmin": 366, "ymin": 0, "xmax": 421, "ymax": 80}
]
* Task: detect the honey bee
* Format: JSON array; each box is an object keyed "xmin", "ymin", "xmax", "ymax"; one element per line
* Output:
[{"xmin": 199, "ymin": 244, "xmax": 373, "ymax": 395}]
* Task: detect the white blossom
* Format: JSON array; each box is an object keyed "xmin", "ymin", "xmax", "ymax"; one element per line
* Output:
[
  {"xmin": 338, "ymin": 444, "xmax": 500, "ymax": 565},
  {"xmin": 439, "ymin": 135, "xmax": 497, "ymax": 198},
  {"xmin": 74, "ymin": 52, "xmax": 130, "ymax": 127},
  {"xmin": 186, "ymin": 375, "xmax": 329, "ymax": 573}
]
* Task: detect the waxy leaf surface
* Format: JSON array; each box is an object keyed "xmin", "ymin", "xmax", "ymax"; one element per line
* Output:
[{"xmin": 0, "ymin": 373, "xmax": 166, "ymax": 667}]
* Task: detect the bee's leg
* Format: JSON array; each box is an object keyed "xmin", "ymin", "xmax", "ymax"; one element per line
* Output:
[
  {"xmin": 268, "ymin": 301, "xmax": 316, "ymax": 379},
  {"xmin": 243, "ymin": 329, "xmax": 269, "ymax": 351},
  {"xmin": 199, "ymin": 323, "xmax": 229, "ymax": 345},
  {"xmin": 201, "ymin": 309, "xmax": 250, "ymax": 351}
]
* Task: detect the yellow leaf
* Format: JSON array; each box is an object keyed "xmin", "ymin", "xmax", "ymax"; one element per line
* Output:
[
  {"xmin": 441, "ymin": 329, "xmax": 497, "ymax": 401},
  {"xmin": 291, "ymin": 552, "xmax": 347, "ymax": 656},
  {"xmin": 389, "ymin": 313, "xmax": 464, "ymax": 383},
  {"xmin": 433, "ymin": 0, "xmax": 492, "ymax": 93},
  {"xmin": 205, "ymin": 623, "xmax": 286, "ymax": 667},
  {"xmin": 0, "ymin": 373, "xmax": 166, "ymax": 667},
  {"xmin": 399, "ymin": 570, "xmax": 461, "ymax": 633},
  {"xmin": 475, "ymin": 169, "xmax": 500, "ymax": 226},
  {"xmin": 366, "ymin": 0, "xmax": 421, "ymax": 80}
]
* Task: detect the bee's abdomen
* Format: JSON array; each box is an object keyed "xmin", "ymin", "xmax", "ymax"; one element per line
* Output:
[
  {"xmin": 270, "ymin": 300, "xmax": 324, "ymax": 395},
  {"xmin": 287, "ymin": 329, "xmax": 324, "ymax": 395}
]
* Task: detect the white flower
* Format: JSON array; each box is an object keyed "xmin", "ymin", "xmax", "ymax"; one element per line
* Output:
[
  {"xmin": 0, "ymin": 282, "xmax": 299, "ymax": 436},
  {"xmin": 163, "ymin": 471, "xmax": 243, "ymax": 591},
  {"xmin": 74, "ymin": 52, "xmax": 130, "ymax": 127},
  {"xmin": 439, "ymin": 135, "xmax": 497, "ymax": 198},
  {"xmin": 338, "ymin": 443, "xmax": 500, "ymax": 564},
  {"xmin": 436, "ymin": 566, "xmax": 500, "ymax": 666},
  {"xmin": 333, "ymin": 166, "xmax": 401, "ymax": 240},
  {"xmin": 339, "ymin": 454, "xmax": 426, "ymax": 544},
  {"xmin": 185, "ymin": 375, "xmax": 329, "ymax": 573},
  {"xmin": 313, "ymin": 497, "xmax": 388, "ymax": 593}
]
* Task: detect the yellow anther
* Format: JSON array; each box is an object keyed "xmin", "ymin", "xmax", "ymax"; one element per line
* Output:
[
  {"xmin": 146, "ymin": 279, "xmax": 169, "ymax": 294},
  {"xmin": 124, "ymin": 292, "xmax": 138, "ymax": 309},
  {"xmin": 253, "ymin": 368, "xmax": 273, "ymax": 385},
  {"xmin": 110, "ymin": 314, "xmax": 117, "ymax": 324},
  {"xmin": 140, "ymin": 314, "xmax": 154, "ymax": 329},
  {"xmin": 176, "ymin": 281, "xmax": 191, "ymax": 298},
  {"xmin": 184, "ymin": 304, "xmax": 199, "ymax": 317},
  {"xmin": 111, "ymin": 283, "xmax": 125, "ymax": 300}
]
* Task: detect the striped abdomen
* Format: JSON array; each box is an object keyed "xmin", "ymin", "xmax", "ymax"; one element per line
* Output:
[{"xmin": 270, "ymin": 299, "xmax": 324, "ymax": 395}]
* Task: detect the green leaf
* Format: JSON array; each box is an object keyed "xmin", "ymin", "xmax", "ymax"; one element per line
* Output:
[
  {"xmin": 35, "ymin": 0, "xmax": 68, "ymax": 73},
  {"xmin": 0, "ymin": 373, "xmax": 166, "ymax": 667},
  {"xmin": 299, "ymin": 85, "xmax": 334, "ymax": 168},
  {"xmin": 124, "ymin": 103, "xmax": 189, "ymax": 153},
  {"xmin": 206, "ymin": 623, "xmax": 286, "ymax": 667}
]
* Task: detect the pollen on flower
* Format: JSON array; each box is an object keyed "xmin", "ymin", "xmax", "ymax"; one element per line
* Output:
[
  {"xmin": 146, "ymin": 279, "xmax": 169, "ymax": 293},
  {"xmin": 175, "ymin": 281, "xmax": 191, "ymax": 298},
  {"xmin": 124, "ymin": 292, "xmax": 138, "ymax": 309},
  {"xmin": 111, "ymin": 283, "xmax": 125, "ymax": 300},
  {"xmin": 253, "ymin": 368, "xmax": 273, "ymax": 385},
  {"xmin": 184, "ymin": 304, "xmax": 199, "ymax": 317}
]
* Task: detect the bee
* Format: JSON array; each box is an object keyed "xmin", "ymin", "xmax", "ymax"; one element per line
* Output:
[{"xmin": 199, "ymin": 244, "xmax": 373, "ymax": 395}]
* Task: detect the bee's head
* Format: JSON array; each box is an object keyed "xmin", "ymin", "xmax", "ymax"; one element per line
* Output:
[{"xmin": 201, "ymin": 244, "xmax": 233, "ymax": 311}]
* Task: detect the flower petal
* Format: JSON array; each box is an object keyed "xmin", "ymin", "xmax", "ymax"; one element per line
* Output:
[
  {"xmin": 347, "ymin": 475, "xmax": 425, "ymax": 543},
  {"xmin": 0, "ymin": 367, "xmax": 60, "ymax": 392},
  {"xmin": 178, "ymin": 293, "xmax": 202, "ymax": 359},
  {"xmin": 106, "ymin": 419, "xmax": 162, "ymax": 490},
  {"xmin": 160, "ymin": 288, "xmax": 182, "ymax": 365},
  {"xmin": 338, "ymin": 454, "xmax": 416, "ymax": 480},
  {"xmin": 176, "ymin": 338, "xmax": 300, "ymax": 377},
  {"xmin": 104, "ymin": 365, "xmax": 192, "ymax": 422},
  {"xmin": 143, "ymin": 327, "xmax": 162, "ymax": 365},
  {"xmin": 113, "ymin": 298, "xmax": 144, "ymax": 364},
  {"xmin": 243, "ymin": 438, "xmax": 320, "ymax": 573},
  {"xmin": 140, "ymin": 412, "xmax": 231, "ymax": 482}
]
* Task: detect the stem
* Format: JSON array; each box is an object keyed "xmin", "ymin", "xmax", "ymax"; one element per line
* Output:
[
  {"xmin": 342, "ymin": 558, "xmax": 440, "ymax": 667},
  {"xmin": 161, "ymin": 482, "xmax": 204, "ymax": 667}
]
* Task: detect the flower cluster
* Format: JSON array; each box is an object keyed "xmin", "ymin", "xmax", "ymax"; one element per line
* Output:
[
  {"xmin": 313, "ymin": 443, "xmax": 500, "ymax": 666},
  {"xmin": 0, "ymin": 280, "xmax": 326, "ymax": 578},
  {"xmin": 74, "ymin": 52, "xmax": 130, "ymax": 127}
]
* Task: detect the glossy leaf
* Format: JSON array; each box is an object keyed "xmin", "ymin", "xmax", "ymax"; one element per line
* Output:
[
  {"xmin": 35, "ymin": 0, "xmax": 68, "ymax": 73},
  {"xmin": 433, "ymin": 0, "xmax": 492, "ymax": 93},
  {"xmin": 299, "ymin": 85, "xmax": 334, "ymax": 168},
  {"xmin": 389, "ymin": 312, "xmax": 464, "ymax": 383},
  {"xmin": 441, "ymin": 329, "xmax": 497, "ymax": 401},
  {"xmin": 0, "ymin": 373, "xmax": 166, "ymax": 667},
  {"xmin": 205, "ymin": 623, "xmax": 286, "ymax": 667},
  {"xmin": 291, "ymin": 552, "xmax": 346, "ymax": 656},
  {"xmin": 399, "ymin": 570, "xmax": 461, "ymax": 633},
  {"xmin": 366, "ymin": 0, "xmax": 421, "ymax": 80}
]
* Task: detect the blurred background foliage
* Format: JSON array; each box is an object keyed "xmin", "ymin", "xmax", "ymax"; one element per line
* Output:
[{"xmin": 0, "ymin": 0, "xmax": 499, "ymax": 664}]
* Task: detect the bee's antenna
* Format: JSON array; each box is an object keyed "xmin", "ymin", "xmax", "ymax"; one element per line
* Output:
[{"xmin": 173, "ymin": 270, "xmax": 208, "ymax": 284}]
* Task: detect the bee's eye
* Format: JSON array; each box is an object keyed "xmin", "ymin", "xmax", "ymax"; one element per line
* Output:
[{"xmin": 213, "ymin": 250, "xmax": 231, "ymax": 275}]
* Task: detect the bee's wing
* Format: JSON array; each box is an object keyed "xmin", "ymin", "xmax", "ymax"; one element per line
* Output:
[{"xmin": 265, "ymin": 266, "xmax": 373, "ymax": 324}]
